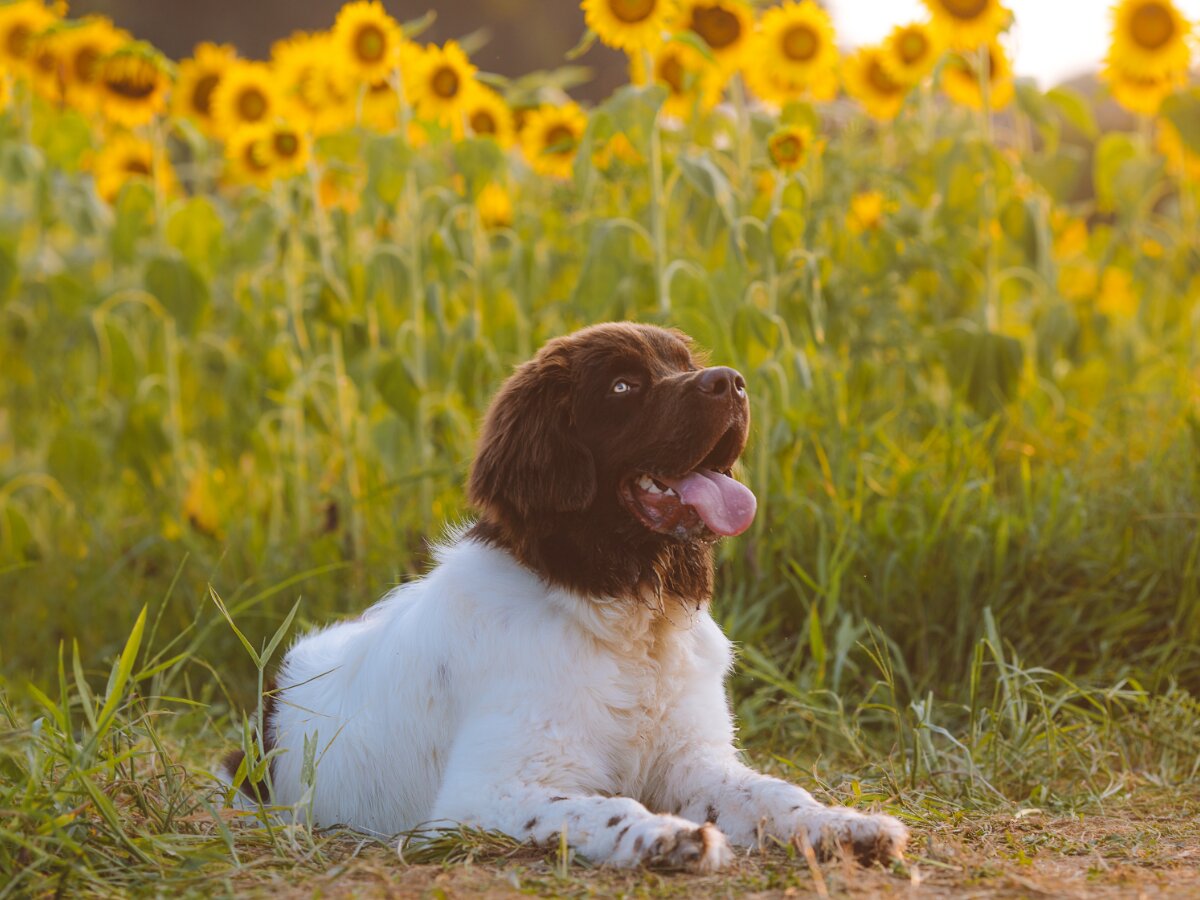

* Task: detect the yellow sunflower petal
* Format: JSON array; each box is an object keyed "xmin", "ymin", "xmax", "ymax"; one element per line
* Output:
[
  {"xmin": 211, "ymin": 60, "xmax": 280, "ymax": 138},
  {"xmin": 410, "ymin": 40, "xmax": 477, "ymax": 128},
  {"xmin": 583, "ymin": 0, "xmax": 677, "ymax": 52},
  {"xmin": 922, "ymin": 0, "xmax": 1011, "ymax": 50},
  {"xmin": 91, "ymin": 131, "xmax": 173, "ymax": 203},
  {"xmin": 174, "ymin": 42, "xmax": 238, "ymax": 132},
  {"xmin": 844, "ymin": 45, "xmax": 910, "ymax": 121},
  {"xmin": 747, "ymin": 0, "xmax": 839, "ymax": 101},
  {"xmin": 940, "ymin": 41, "xmax": 1014, "ymax": 111},
  {"xmin": 881, "ymin": 21, "xmax": 943, "ymax": 84},
  {"xmin": 676, "ymin": 0, "xmax": 754, "ymax": 71},
  {"xmin": 1106, "ymin": 0, "xmax": 1192, "ymax": 80},
  {"xmin": 630, "ymin": 36, "xmax": 724, "ymax": 117},
  {"xmin": 96, "ymin": 43, "xmax": 171, "ymax": 129},
  {"xmin": 332, "ymin": 0, "xmax": 403, "ymax": 84},
  {"xmin": 520, "ymin": 102, "xmax": 588, "ymax": 179}
]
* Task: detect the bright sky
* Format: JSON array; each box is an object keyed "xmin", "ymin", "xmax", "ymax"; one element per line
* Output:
[{"xmin": 830, "ymin": 0, "xmax": 1200, "ymax": 87}]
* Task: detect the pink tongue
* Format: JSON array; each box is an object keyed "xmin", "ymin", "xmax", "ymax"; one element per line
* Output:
[{"xmin": 659, "ymin": 470, "xmax": 757, "ymax": 537}]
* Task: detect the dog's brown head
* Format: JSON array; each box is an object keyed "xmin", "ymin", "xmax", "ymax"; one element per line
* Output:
[{"xmin": 468, "ymin": 322, "xmax": 754, "ymax": 603}]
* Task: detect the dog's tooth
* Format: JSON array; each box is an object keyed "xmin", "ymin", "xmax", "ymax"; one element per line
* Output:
[
  {"xmin": 638, "ymin": 475, "xmax": 654, "ymax": 491},
  {"xmin": 647, "ymin": 482, "xmax": 662, "ymax": 494}
]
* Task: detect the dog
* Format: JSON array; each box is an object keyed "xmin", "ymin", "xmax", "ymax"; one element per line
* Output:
[{"xmin": 223, "ymin": 322, "xmax": 907, "ymax": 871}]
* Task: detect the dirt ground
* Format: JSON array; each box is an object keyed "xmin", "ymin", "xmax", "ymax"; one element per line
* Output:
[{"xmin": 221, "ymin": 802, "xmax": 1200, "ymax": 899}]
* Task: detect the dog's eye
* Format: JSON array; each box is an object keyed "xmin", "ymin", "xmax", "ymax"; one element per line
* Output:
[{"xmin": 610, "ymin": 378, "xmax": 639, "ymax": 395}]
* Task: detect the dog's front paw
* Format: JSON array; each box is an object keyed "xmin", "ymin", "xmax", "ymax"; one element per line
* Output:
[
  {"xmin": 800, "ymin": 809, "xmax": 908, "ymax": 865},
  {"xmin": 611, "ymin": 816, "xmax": 732, "ymax": 873}
]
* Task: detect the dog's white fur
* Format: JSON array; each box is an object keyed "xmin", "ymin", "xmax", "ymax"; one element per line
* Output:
[{"xmin": 236, "ymin": 534, "xmax": 907, "ymax": 870}]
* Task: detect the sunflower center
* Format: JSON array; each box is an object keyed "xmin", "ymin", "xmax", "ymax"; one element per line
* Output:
[
  {"xmin": 237, "ymin": 86, "xmax": 268, "ymax": 122},
  {"xmin": 34, "ymin": 46, "xmax": 55, "ymax": 76},
  {"xmin": 470, "ymin": 109, "xmax": 497, "ymax": 134},
  {"xmin": 124, "ymin": 159, "xmax": 151, "ymax": 176},
  {"xmin": 691, "ymin": 5, "xmax": 741, "ymax": 50},
  {"xmin": 244, "ymin": 141, "xmax": 270, "ymax": 173},
  {"xmin": 658, "ymin": 54, "xmax": 685, "ymax": 93},
  {"xmin": 544, "ymin": 124, "xmax": 577, "ymax": 156},
  {"xmin": 772, "ymin": 135, "xmax": 802, "ymax": 163},
  {"xmin": 73, "ymin": 44, "xmax": 101, "ymax": 83},
  {"xmin": 609, "ymin": 0, "xmax": 657, "ymax": 24},
  {"xmin": 939, "ymin": 0, "xmax": 989, "ymax": 20},
  {"xmin": 899, "ymin": 30, "xmax": 928, "ymax": 63},
  {"xmin": 353, "ymin": 24, "xmax": 387, "ymax": 63},
  {"xmin": 5, "ymin": 24, "xmax": 32, "ymax": 60},
  {"xmin": 193, "ymin": 73, "xmax": 220, "ymax": 116},
  {"xmin": 868, "ymin": 59, "xmax": 903, "ymax": 95},
  {"xmin": 431, "ymin": 65, "xmax": 460, "ymax": 99},
  {"xmin": 273, "ymin": 131, "xmax": 300, "ymax": 159},
  {"xmin": 781, "ymin": 24, "xmax": 819, "ymax": 62},
  {"xmin": 104, "ymin": 62, "xmax": 159, "ymax": 100},
  {"xmin": 1130, "ymin": 2, "xmax": 1175, "ymax": 50}
]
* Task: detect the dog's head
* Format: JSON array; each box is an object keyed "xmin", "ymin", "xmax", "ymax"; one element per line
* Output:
[{"xmin": 468, "ymin": 323, "xmax": 754, "ymax": 602}]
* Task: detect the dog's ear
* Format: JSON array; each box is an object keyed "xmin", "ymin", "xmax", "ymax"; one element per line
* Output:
[{"xmin": 469, "ymin": 350, "xmax": 596, "ymax": 520}]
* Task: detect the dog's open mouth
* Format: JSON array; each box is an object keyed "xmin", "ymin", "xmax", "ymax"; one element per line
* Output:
[{"xmin": 620, "ymin": 468, "xmax": 757, "ymax": 540}]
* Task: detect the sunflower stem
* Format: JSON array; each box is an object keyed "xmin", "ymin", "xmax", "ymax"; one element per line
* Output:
[
  {"xmin": 644, "ymin": 49, "xmax": 670, "ymax": 316},
  {"xmin": 978, "ymin": 42, "xmax": 998, "ymax": 333}
]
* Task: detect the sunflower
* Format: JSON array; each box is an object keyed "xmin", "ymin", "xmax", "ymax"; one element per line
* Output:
[
  {"xmin": 629, "ymin": 37, "xmax": 723, "ymax": 117},
  {"xmin": 211, "ymin": 61, "xmax": 280, "ymax": 138},
  {"xmin": 476, "ymin": 182, "xmax": 513, "ymax": 229},
  {"xmin": 520, "ymin": 102, "xmax": 588, "ymax": 178},
  {"xmin": 174, "ymin": 42, "xmax": 237, "ymax": 133},
  {"xmin": 677, "ymin": 0, "xmax": 754, "ymax": 71},
  {"xmin": 1102, "ymin": 63, "xmax": 1182, "ymax": 115},
  {"xmin": 0, "ymin": 0, "xmax": 57, "ymax": 74},
  {"xmin": 361, "ymin": 74, "xmax": 399, "ymax": 131},
  {"xmin": 922, "ymin": 0, "xmax": 1011, "ymax": 50},
  {"xmin": 583, "ymin": 0, "xmax": 676, "ymax": 52},
  {"xmin": 53, "ymin": 16, "xmax": 126, "ymax": 114},
  {"xmin": 846, "ymin": 190, "xmax": 894, "ymax": 234},
  {"xmin": 28, "ymin": 30, "xmax": 64, "ymax": 103},
  {"xmin": 1107, "ymin": 0, "xmax": 1191, "ymax": 79},
  {"xmin": 462, "ymin": 83, "xmax": 515, "ymax": 147},
  {"xmin": 91, "ymin": 132, "xmax": 172, "ymax": 203},
  {"xmin": 263, "ymin": 120, "xmax": 310, "ymax": 178},
  {"xmin": 272, "ymin": 32, "xmax": 352, "ymax": 135},
  {"xmin": 746, "ymin": 60, "xmax": 839, "ymax": 105},
  {"xmin": 224, "ymin": 125, "xmax": 274, "ymax": 188},
  {"xmin": 766, "ymin": 125, "xmax": 816, "ymax": 172},
  {"xmin": 410, "ymin": 40, "xmax": 477, "ymax": 127},
  {"xmin": 332, "ymin": 0, "xmax": 403, "ymax": 84},
  {"xmin": 941, "ymin": 41, "xmax": 1013, "ymax": 111},
  {"xmin": 881, "ymin": 21, "xmax": 942, "ymax": 84},
  {"xmin": 96, "ymin": 44, "xmax": 171, "ymax": 128},
  {"xmin": 748, "ymin": 0, "xmax": 838, "ymax": 100},
  {"xmin": 843, "ymin": 46, "xmax": 909, "ymax": 121}
]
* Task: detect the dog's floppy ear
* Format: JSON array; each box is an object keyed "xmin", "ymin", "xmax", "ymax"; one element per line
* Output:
[{"xmin": 469, "ymin": 349, "xmax": 596, "ymax": 520}]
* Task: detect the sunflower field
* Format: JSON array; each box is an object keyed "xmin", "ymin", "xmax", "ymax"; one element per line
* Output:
[{"xmin": 2, "ymin": 0, "xmax": 1200, "ymax": 894}]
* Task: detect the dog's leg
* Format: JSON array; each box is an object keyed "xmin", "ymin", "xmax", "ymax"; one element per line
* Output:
[
  {"xmin": 436, "ymin": 786, "xmax": 732, "ymax": 871},
  {"xmin": 653, "ymin": 750, "xmax": 908, "ymax": 864}
]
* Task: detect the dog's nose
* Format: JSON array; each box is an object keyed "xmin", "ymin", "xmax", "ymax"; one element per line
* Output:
[{"xmin": 696, "ymin": 366, "xmax": 747, "ymax": 398}]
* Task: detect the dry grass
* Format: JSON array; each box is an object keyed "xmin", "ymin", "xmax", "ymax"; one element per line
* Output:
[{"xmin": 202, "ymin": 796, "xmax": 1200, "ymax": 899}]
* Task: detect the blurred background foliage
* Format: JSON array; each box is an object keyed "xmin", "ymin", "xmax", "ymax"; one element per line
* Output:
[{"xmin": 0, "ymin": 0, "xmax": 1197, "ymax": 721}]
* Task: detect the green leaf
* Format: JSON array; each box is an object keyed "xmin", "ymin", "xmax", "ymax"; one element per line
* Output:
[
  {"xmin": 47, "ymin": 428, "xmax": 104, "ymax": 493},
  {"xmin": 111, "ymin": 181, "xmax": 156, "ymax": 266},
  {"xmin": 1161, "ymin": 89, "xmax": 1200, "ymax": 155},
  {"xmin": 144, "ymin": 254, "xmax": 210, "ymax": 334},
  {"xmin": 167, "ymin": 196, "xmax": 227, "ymax": 273},
  {"xmin": 94, "ymin": 606, "xmax": 147, "ymax": 739},
  {"xmin": 375, "ymin": 354, "xmax": 421, "ymax": 418},
  {"xmin": 940, "ymin": 324, "xmax": 1025, "ymax": 416},
  {"xmin": 1093, "ymin": 132, "xmax": 1159, "ymax": 214},
  {"xmin": 366, "ymin": 133, "xmax": 413, "ymax": 207},
  {"xmin": 1045, "ymin": 86, "xmax": 1098, "ymax": 140},
  {"xmin": 677, "ymin": 152, "xmax": 736, "ymax": 230}
]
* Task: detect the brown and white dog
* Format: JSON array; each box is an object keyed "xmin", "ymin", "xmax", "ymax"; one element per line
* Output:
[{"xmin": 224, "ymin": 323, "xmax": 907, "ymax": 871}]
